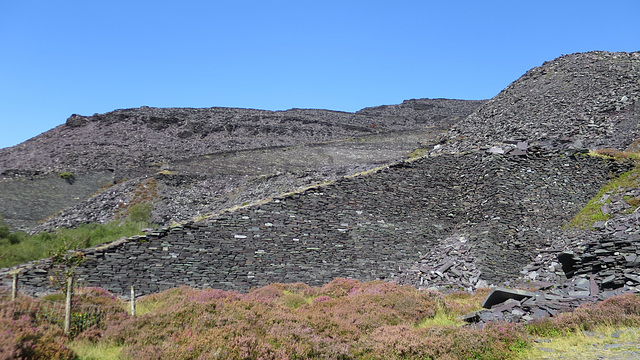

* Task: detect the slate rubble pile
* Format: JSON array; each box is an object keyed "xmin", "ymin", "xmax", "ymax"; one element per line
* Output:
[
  {"xmin": 437, "ymin": 51, "xmax": 640, "ymax": 155},
  {"xmin": 462, "ymin": 277, "xmax": 637, "ymax": 326},
  {"xmin": 28, "ymin": 130, "xmax": 436, "ymax": 233},
  {"xmin": 0, "ymin": 98, "xmax": 483, "ymax": 176},
  {"xmin": 461, "ymin": 167, "xmax": 640, "ymax": 326},
  {"xmin": 397, "ymin": 234, "xmax": 488, "ymax": 292}
]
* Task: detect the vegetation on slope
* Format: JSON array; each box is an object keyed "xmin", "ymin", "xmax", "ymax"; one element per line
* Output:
[
  {"xmin": 2, "ymin": 279, "xmax": 640, "ymax": 359},
  {"xmin": 567, "ymin": 149, "xmax": 640, "ymax": 229},
  {"xmin": 0, "ymin": 203, "xmax": 153, "ymax": 269}
]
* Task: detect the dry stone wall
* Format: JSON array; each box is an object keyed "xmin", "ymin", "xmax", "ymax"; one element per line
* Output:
[{"xmin": 8, "ymin": 149, "xmax": 616, "ymax": 297}]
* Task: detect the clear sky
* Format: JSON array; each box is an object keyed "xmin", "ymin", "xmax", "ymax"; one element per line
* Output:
[{"xmin": 1, "ymin": 0, "xmax": 638, "ymax": 149}]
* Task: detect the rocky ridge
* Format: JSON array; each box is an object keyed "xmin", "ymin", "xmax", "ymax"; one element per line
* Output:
[
  {"xmin": 0, "ymin": 98, "xmax": 482, "ymax": 176},
  {"xmin": 0, "ymin": 99, "xmax": 483, "ymax": 231}
]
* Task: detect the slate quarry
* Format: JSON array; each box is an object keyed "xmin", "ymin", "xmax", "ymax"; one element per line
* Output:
[
  {"xmin": 8, "ymin": 147, "xmax": 615, "ymax": 297},
  {"xmin": 2, "ymin": 50, "xmax": 640, "ymax": 326},
  {"xmin": 0, "ymin": 98, "xmax": 483, "ymax": 231}
]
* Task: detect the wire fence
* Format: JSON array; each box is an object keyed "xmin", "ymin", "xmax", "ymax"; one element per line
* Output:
[{"xmin": 1, "ymin": 274, "xmax": 133, "ymax": 337}]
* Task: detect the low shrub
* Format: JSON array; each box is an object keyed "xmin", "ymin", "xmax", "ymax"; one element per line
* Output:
[
  {"xmin": 91, "ymin": 280, "xmax": 529, "ymax": 359},
  {"xmin": 0, "ymin": 296, "xmax": 78, "ymax": 359},
  {"xmin": 5, "ymin": 281, "xmax": 640, "ymax": 359},
  {"xmin": 528, "ymin": 293, "xmax": 640, "ymax": 336}
]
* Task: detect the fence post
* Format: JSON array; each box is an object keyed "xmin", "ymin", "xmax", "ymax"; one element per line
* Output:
[
  {"xmin": 130, "ymin": 285, "xmax": 136, "ymax": 317},
  {"xmin": 11, "ymin": 273, "xmax": 18, "ymax": 301},
  {"xmin": 64, "ymin": 277, "xmax": 73, "ymax": 335}
]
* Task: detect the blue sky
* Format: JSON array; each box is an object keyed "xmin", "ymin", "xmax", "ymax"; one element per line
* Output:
[{"xmin": 1, "ymin": 1, "xmax": 638, "ymax": 149}]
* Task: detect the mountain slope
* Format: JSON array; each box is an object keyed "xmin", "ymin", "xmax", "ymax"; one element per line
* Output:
[
  {"xmin": 0, "ymin": 99, "xmax": 482, "ymax": 175},
  {"xmin": 0, "ymin": 98, "xmax": 484, "ymax": 231},
  {"xmin": 437, "ymin": 51, "xmax": 640, "ymax": 154}
]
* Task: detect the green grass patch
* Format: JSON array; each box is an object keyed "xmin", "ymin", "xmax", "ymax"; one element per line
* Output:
[
  {"xmin": 0, "ymin": 220, "xmax": 150, "ymax": 268},
  {"xmin": 68, "ymin": 340, "xmax": 123, "ymax": 360},
  {"xmin": 521, "ymin": 326, "xmax": 640, "ymax": 360},
  {"xmin": 417, "ymin": 309, "xmax": 464, "ymax": 327},
  {"xmin": 567, "ymin": 167, "xmax": 640, "ymax": 229},
  {"xmin": 282, "ymin": 290, "xmax": 313, "ymax": 309},
  {"xmin": 406, "ymin": 148, "xmax": 428, "ymax": 160}
]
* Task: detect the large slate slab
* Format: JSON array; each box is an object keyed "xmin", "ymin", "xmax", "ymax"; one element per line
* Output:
[{"xmin": 482, "ymin": 287, "xmax": 535, "ymax": 309}]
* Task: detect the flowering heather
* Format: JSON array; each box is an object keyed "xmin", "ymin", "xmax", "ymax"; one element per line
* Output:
[
  {"xmin": 6, "ymin": 281, "xmax": 639, "ymax": 359},
  {"xmin": 0, "ymin": 295, "xmax": 77, "ymax": 359},
  {"xmin": 93, "ymin": 279, "xmax": 531, "ymax": 359},
  {"xmin": 528, "ymin": 293, "xmax": 640, "ymax": 336}
]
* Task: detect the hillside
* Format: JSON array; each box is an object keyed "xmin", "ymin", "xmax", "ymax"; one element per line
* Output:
[
  {"xmin": 437, "ymin": 51, "xmax": 640, "ymax": 154},
  {"xmin": 0, "ymin": 98, "xmax": 483, "ymax": 231},
  {"xmin": 2, "ymin": 51, "xmax": 640, "ymax": 306},
  {"xmin": 0, "ymin": 99, "xmax": 481, "ymax": 175}
]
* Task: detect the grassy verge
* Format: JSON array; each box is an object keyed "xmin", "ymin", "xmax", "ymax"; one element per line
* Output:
[
  {"xmin": 68, "ymin": 340, "xmax": 123, "ymax": 360},
  {"xmin": 567, "ymin": 165, "xmax": 640, "ymax": 229},
  {"xmin": 522, "ymin": 326, "xmax": 640, "ymax": 360},
  {"xmin": 0, "ymin": 220, "xmax": 150, "ymax": 268}
]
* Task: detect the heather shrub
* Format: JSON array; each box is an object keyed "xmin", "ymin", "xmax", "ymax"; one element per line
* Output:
[
  {"xmin": 362, "ymin": 322, "xmax": 529, "ymax": 360},
  {"xmin": 310, "ymin": 277, "xmax": 363, "ymax": 298},
  {"xmin": 97, "ymin": 280, "xmax": 484, "ymax": 359},
  {"xmin": 2, "ymin": 280, "xmax": 534, "ymax": 360},
  {"xmin": 134, "ymin": 286, "xmax": 216, "ymax": 315},
  {"xmin": 189, "ymin": 287, "xmax": 240, "ymax": 303},
  {"xmin": 529, "ymin": 293, "xmax": 640, "ymax": 336},
  {"xmin": 245, "ymin": 283, "xmax": 290, "ymax": 303},
  {"xmin": 0, "ymin": 296, "xmax": 78, "ymax": 359}
]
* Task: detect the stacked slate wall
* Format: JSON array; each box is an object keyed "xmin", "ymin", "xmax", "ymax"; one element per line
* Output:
[{"xmin": 9, "ymin": 150, "xmax": 615, "ymax": 296}]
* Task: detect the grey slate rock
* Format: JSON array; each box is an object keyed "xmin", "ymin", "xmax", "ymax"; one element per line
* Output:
[{"xmin": 482, "ymin": 288, "xmax": 535, "ymax": 309}]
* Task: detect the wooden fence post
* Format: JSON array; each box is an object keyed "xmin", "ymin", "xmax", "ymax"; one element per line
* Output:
[
  {"xmin": 11, "ymin": 273, "xmax": 18, "ymax": 301},
  {"xmin": 64, "ymin": 277, "xmax": 73, "ymax": 335},
  {"xmin": 130, "ymin": 285, "xmax": 136, "ymax": 317}
]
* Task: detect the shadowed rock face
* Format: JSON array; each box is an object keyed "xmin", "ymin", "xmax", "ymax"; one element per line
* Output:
[
  {"xmin": 437, "ymin": 51, "xmax": 640, "ymax": 154},
  {"xmin": 0, "ymin": 98, "xmax": 484, "ymax": 231}
]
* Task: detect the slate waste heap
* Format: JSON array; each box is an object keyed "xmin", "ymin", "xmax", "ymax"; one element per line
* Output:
[
  {"xmin": 419, "ymin": 50, "xmax": 640, "ymax": 325},
  {"xmin": 0, "ymin": 98, "xmax": 482, "ymax": 231},
  {"xmin": 1, "ymin": 51, "xmax": 640, "ymax": 326}
]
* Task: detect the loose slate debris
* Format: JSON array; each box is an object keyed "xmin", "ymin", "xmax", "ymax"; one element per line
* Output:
[
  {"xmin": 484, "ymin": 141, "xmax": 529, "ymax": 156},
  {"xmin": 463, "ymin": 188, "xmax": 640, "ymax": 326},
  {"xmin": 400, "ymin": 235, "xmax": 488, "ymax": 292}
]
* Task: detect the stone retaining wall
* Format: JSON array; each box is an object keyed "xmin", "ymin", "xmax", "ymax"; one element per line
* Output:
[{"xmin": 7, "ymin": 150, "xmax": 617, "ymax": 296}]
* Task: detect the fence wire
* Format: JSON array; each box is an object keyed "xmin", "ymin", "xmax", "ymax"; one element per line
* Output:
[{"xmin": 1, "ymin": 291, "xmax": 130, "ymax": 337}]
